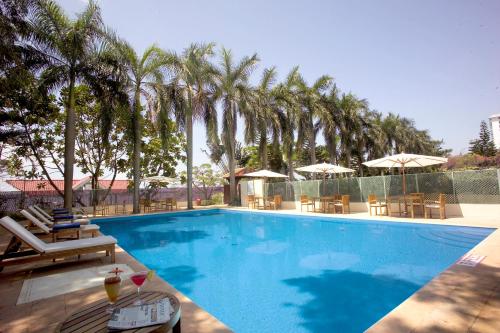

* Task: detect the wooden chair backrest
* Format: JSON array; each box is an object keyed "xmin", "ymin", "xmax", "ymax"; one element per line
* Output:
[
  {"xmin": 248, "ymin": 194, "xmax": 255, "ymax": 202},
  {"xmin": 300, "ymin": 195, "xmax": 309, "ymax": 203},
  {"xmin": 333, "ymin": 194, "xmax": 342, "ymax": 200},
  {"xmin": 410, "ymin": 192, "xmax": 424, "ymax": 203},
  {"xmin": 368, "ymin": 194, "xmax": 377, "ymax": 204},
  {"xmin": 439, "ymin": 193, "xmax": 446, "ymax": 206},
  {"xmin": 274, "ymin": 195, "xmax": 282, "ymax": 205},
  {"xmin": 342, "ymin": 195, "xmax": 350, "ymax": 205}
]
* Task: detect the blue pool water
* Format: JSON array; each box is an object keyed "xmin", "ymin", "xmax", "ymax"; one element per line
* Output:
[{"xmin": 95, "ymin": 209, "xmax": 494, "ymax": 333}]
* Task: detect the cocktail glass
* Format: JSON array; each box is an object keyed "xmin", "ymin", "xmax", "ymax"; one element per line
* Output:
[
  {"xmin": 104, "ymin": 268, "xmax": 122, "ymax": 313},
  {"xmin": 130, "ymin": 271, "xmax": 148, "ymax": 305}
]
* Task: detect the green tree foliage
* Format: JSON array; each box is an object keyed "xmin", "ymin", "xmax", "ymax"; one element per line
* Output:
[
  {"xmin": 29, "ymin": 0, "xmax": 116, "ymax": 209},
  {"xmin": 164, "ymin": 43, "xmax": 218, "ymax": 210},
  {"xmin": 469, "ymin": 121, "xmax": 497, "ymax": 157},
  {"xmin": 138, "ymin": 121, "xmax": 186, "ymax": 180},
  {"xmin": 181, "ymin": 164, "xmax": 223, "ymax": 201},
  {"xmin": 2, "ymin": 0, "xmax": 451, "ymax": 211},
  {"xmin": 215, "ymin": 48, "xmax": 259, "ymax": 205}
]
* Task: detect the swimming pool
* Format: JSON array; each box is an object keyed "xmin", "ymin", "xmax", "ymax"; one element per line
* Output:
[{"xmin": 95, "ymin": 209, "xmax": 494, "ymax": 333}]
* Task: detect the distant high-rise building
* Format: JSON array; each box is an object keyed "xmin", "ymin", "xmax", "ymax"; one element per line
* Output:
[{"xmin": 489, "ymin": 114, "xmax": 500, "ymax": 150}]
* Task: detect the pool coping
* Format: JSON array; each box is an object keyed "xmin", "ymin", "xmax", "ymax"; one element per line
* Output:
[{"xmin": 92, "ymin": 207, "xmax": 500, "ymax": 332}]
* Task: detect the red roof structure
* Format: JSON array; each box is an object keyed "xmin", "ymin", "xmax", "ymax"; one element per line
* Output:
[
  {"xmin": 222, "ymin": 167, "xmax": 250, "ymax": 179},
  {"xmin": 6, "ymin": 179, "xmax": 130, "ymax": 192}
]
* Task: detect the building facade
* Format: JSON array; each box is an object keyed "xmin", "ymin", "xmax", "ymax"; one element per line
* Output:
[{"xmin": 490, "ymin": 114, "xmax": 500, "ymax": 150}]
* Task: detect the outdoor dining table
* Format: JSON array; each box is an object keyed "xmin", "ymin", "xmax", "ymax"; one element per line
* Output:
[
  {"xmin": 387, "ymin": 194, "xmax": 424, "ymax": 218},
  {"xmin": 56, "ymin": 291, "xmax": 181, "ymax": 333},
  {"xmin": 151, "ymin": 199, "xmax": 165, "ymax": 211},
  {"xmin": 313, "ymin": 196, "xmax": 341, "ymax": 213},
  {"xmin": 254, "ymin": 196, "xmax": 267, "ymax": 209}
]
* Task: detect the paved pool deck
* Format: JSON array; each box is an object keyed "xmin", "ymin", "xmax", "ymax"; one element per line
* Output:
[{"xmin": 0, "ymin": 207, "xmax": 499, "ymax": 332}]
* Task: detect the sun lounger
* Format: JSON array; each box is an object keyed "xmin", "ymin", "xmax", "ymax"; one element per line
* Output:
[
  {"xmin": 31, "ymin": 205, "xmax": 89, "ymax": 225},
  {"xmin": 21, "ymin": 210, "xmax": 99, "ymax": 242},
  {"xmin": 32, "ymin": 204, "xmax": 86, "ymax": 221},
  {"xmin": 0, "ymin": 216, "xmax": 116, "ymax": 271}
]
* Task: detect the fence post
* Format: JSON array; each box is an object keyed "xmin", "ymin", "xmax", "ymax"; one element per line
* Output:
[
  {"xmin": 359, "ymin": 177, "xmax": 363, "ymax": 202},
  {"xmin": 451, "ymin": 171, "xmax": 457, "ymax": 203},
  {"xmin": 382, "ymin": 176, "xmax": 387, "ymax": 199},
  {"xmin": 497, "ymin": 169, "xmax": 500, "ymax": 203}
]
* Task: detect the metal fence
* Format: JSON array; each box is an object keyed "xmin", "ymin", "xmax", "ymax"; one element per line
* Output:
[
  {"xmin": 0, "ymin": 186, "xmax": 224, "ymax": 215},
  {"xmin": 252, "ymin": 169, "xmax": 500, "ymax": 204}
]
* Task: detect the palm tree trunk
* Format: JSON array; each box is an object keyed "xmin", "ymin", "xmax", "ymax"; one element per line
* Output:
[
  {"xmin": 63, "ymin": 73, "xmax": 76, "ymax": 211},
  {"xmin": 287, "ymin": 153, "xmax": 294, "ymax": 180},
  {"xmin": 326, "ymin": 133, "xmax": 337, "ymax": 164},
  {"xmin": 260, "ymin": 130, "xmax": 268, "ymax": 169},
  {"xmin": 132, "ymin": 89, "xmax": 142, "ymax": 214},
  {"xmin": 310, "ymin": 131, "xmax": 316, "ymax": 179},
  {"xmin": 229, "ymin": 107, "xmax": 237, "ymax": 205},
  {"xmin": 186, "ymin": 105, "xmax": 194, "ymax": 209}
]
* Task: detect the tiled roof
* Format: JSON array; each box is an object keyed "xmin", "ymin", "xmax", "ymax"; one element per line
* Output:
[
  {"xmin": 223, "ymin": 167, "xmax": 250, "ymax": 179},
  {"xmin": 5, "ymin": 179, "xmax": 130, "ymax": 192}
]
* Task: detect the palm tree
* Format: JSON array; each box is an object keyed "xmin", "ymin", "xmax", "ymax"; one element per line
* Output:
[
  {"xmin": 296, "ymin": 75, "xmax": 333, "ymax": 167},
  {"xmin": 165, "ymin": 43, "xmax": 218, "ymax": 209},
  {"xmin": 321, "ymin": 85, "xmax": 342, "ymax": 164},
  {"xmin": 215, "ymin": 48, "xmax": 259, "ymax": 205},
  {"xmin": 112, "ymin": 42, "xmax": 173, "ymax": 213},
  {"xmin": 31, "ymin": 0, "xmax": 106, "ymax": 209},
  {"xmin": 337, "ymin": 93, "xmax": 368, "ymax": 168},
  {"xmin": 362, "ymin": 111, "xmax": 387, "ymax": 161},
  {"xmin": 273, "ymin": 67, "xmax": 301, "ymax": 178},
  {"xmin": 250, "ymin": 67, "xmax": 279, "ymax": 169}
]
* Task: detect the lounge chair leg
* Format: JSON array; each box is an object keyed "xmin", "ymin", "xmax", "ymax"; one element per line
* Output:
[{"xmin": 110, "ymin": 248, "xmax": 116, "ymax": 263}]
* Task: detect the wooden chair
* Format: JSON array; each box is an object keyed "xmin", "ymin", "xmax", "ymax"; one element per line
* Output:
[
  {"xmin": 424, "ymin": 194, "xmax": 447, "ymax": 219},
  {"xmin": 409, "ymin": 192, "xmax": 425, "ymax": 216},
  {"xmin": 115, "ymin": 200, "xmax": 128, "ymax": 215},
  {"xmin": 332, "ymin": 195, "xmax": 350, "ymax": 214},
  {"xmin": 300, "ymin": 195, "xmax": 314, "ymax": 212},
  {"xmin": 165, "ymin": 198, "xmax": 178, "ymax": 211},
  {"xmin": 266, "ymin": 195, "xmax": 282, "ymax": 210},
  {"xmin": 140, "ymin": 199, "xmax": 152, "ymax": 213},
  {"xmin": 247, "ymin": 195, "xmax": 256, "ymax": 209},
  {"xmin": 368, "ymin": 194, "xmax": 388, "ymax": 216},
  {"xmin": 94, "ymin": 203, "xmax": 109, "ymax": 217}
]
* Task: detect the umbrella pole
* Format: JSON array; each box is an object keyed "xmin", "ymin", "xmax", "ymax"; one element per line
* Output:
[
  {"xmin": 323, "ymin": 172, "xmax": 326, "ymax": 195},
  {"xmin": 402, "ymin": 165, "xmax": 408, "ymax": 215}
]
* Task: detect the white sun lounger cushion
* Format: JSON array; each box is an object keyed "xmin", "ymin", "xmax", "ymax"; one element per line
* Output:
[
  {"xmin": 0, "ymin": 217, "xmax": 115, "ymax": 254},
  {"xmin": 43, "ymin": 236, "xmax": 116, "ymax": 253},
  {"xmin": 29, "ymin": 206, "xmax": 54, "ymax": 226},
  {"xmin": 0, "ymin": 217, "xmax": 47, "ymax": 253},
  {"xmin": 81, "ymin": 224, "xmax": 99, "ymax": 231},
  {"xmin": 21, "ymin": 209, "xmax": 51, "ymax": 234}
]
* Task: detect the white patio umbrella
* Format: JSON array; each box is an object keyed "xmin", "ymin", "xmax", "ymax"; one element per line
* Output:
[
  {"xmin": 296, "ymin": 162, "xmax": 355, "ymax": 194},
  {"xmin": 141, "ymin": 176, "xmax": 177, "ymax": 185},
  {"xmin": 243, "ymin": 170, "xmax": 289, "ymax": 179},
  {"xmin": 242, "ymin": 170, "xmax": 288, "ymax": 198},
  {"xmin": 362, "ymin": 153, "xmax": 448, "ymax": 196}
]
